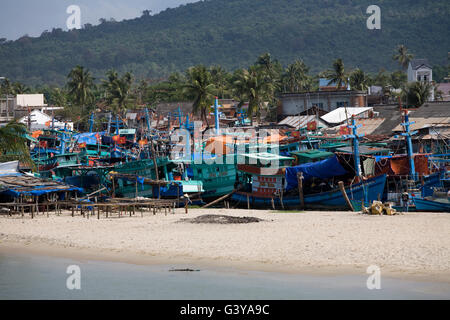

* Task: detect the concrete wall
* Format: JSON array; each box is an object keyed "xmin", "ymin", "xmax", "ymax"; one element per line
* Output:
[{"xmin": 280, "ymin": 91, "xmax": 367, "ymax": 116}]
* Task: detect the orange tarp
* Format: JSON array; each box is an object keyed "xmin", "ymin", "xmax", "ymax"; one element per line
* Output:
[
  {"xmin": 375, "ymin": 154, "xmax": 430, "ymax": 176},
  {"xmin": 204, "ymin": 136, "xmax": 233, "ymax": 155},
  {"xmin": 32, "ymin": 130, "xmax": 43, "ymax": 138}
]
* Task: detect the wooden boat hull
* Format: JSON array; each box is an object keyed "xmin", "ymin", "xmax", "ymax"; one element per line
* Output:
[
  {"xmin": 412, "ymin": 197, "xmax": 450, "ymax": 212},
  {"xmin": 232, "ymin": 174, "xmax": 387, "ymax": 209}
]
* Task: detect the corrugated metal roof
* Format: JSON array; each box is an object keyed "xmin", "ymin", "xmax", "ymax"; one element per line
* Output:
[
  {"xmin": 278, "ymin": 115, "xmax": 328, "ymax": 130},
  {"xmin": 325, "ymin": 118, "xmax": 385, "ymax": 135},
  {"xmin": 320, "ymin": 107, "xmax": 372, "ymax": 124},
  {"xmin": 392, "ymin": 118, "xmax": 450, "ymax": 132}
]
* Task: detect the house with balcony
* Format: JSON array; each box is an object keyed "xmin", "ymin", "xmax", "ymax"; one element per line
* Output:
[{"xmin": 407, "ymin": 59, "xmax": 434, "ymax": 101}]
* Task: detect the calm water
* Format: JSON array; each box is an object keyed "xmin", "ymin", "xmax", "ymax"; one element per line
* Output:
[{"xmin": 0, "ymin": 252, "xmax": 449, "ymax": 300}]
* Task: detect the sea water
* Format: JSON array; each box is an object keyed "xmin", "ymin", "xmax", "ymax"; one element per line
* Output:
[{"xmin": 0, "ymin": 252, "xmax": 448, "ymax": 300}]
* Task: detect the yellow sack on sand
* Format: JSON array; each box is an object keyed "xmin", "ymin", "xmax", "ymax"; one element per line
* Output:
[{"xmin": 370, "ymin": 201, "xmax": 383, "ymax": 215}]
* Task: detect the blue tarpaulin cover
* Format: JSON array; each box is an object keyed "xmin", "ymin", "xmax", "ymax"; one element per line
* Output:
[
  {"xmin": 285, "ymin": 155, "xmax": 347, "ymax": 190},
  {"xmin": 74, "ymin": 132, "xmax": 106, "ymax": 145},
  {"xmin": 2, "ymin": 186, "xmax": 83, "ymax": 197}
]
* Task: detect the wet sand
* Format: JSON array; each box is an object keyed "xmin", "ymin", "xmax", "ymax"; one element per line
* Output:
[{"xmin": 0, "ymin": 208, "xmax": 449, "ymax": 282}]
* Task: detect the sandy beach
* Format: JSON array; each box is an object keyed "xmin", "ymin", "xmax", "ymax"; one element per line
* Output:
[{"xmin": 0, "ymin": 209, "xmax": 449, "ymax": 281}]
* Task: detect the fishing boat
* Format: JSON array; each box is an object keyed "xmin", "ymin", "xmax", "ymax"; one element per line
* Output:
[
  {"xmin": 412, "ymin": 196, "xmax": 450, "ymax": 212},
  {"xmin": 233, "ymin": 174, "xmax": 387, "ymax": 209},
  {"xmin": 112, "ymin": 157, "xmax": 204, "ymax": 199},
  {"xmin": 231, "ymin": 152, "xmax": 387, "ymax": 209},
  {"xmin": 170, "ymin": 155, "xmax": 235, "ymax": 199}
]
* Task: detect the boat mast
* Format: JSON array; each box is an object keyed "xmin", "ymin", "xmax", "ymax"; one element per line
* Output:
[
  {"xmin": 88, "ymin": 112, "xmax": 94, "ymax": 133},
  {"xmin": 347, "ymin": 116, "xmax": 364, "ymax": 178},
  {"xmin": 401, "ymin": 110, "xmax": 417, "ymax": 180},
  {"xmin": 51, "ymin": 109, "xmax": 55, "ymax": 130},
  {"xmin": 144, "ymin": 108, "xmax": 151, "ymax": 134},
  {"xmin": 107, "ymin": 112, "xmax": 112, "ymax": 135},
  {"xmin": 214, "ymin": 97, "xmax": 220, "ymax": 134}
]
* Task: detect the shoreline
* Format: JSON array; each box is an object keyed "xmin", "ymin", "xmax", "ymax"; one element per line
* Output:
[
  {"xmin": 1, "ymin": 209, "xmax": 449, "ymax": 283},
  {"xmin": 1, "ymin": 238, "xmax": 449, "ymax": 283}
]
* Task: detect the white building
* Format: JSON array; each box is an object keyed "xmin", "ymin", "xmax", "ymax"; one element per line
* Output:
[
  {"xmin": 407, "ymin": 59, "xmax": 434, "ymax": 101},
  {"xmin": 18, "ymin": 109, "xmax": 73, "ymax": 131},
  {"xmin": 320, "ymin": 107, "xmax": 374, "ymax": 125},
  {"xmin": 14, "ymin": 94, "xmax": 47, "ymax": 110}
]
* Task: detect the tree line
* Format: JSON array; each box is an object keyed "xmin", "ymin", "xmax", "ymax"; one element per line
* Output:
[{"xmin": 1, "ymin": 46, "xmax": 448, "ymax": 130}]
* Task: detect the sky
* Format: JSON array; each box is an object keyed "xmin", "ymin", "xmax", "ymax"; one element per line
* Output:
[{"xmin": 0, "ymin": 0, "xmax": 197, "ymax": 40}]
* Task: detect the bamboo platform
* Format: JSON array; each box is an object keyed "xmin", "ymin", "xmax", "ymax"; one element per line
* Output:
[{"xmin": 0, "ymin": 198, "xmax": 182, "ymax": 219}]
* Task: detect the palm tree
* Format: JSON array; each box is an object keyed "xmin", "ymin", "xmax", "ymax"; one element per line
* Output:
[
  {"xmin": 256, "ymin": 53, "xmax": 275, "ymax": 74},
  {"xmin": 389, "ymin": 70, "xmax": 407, "ymax": 89},
  {"xmin": 325, "ymin": 58, "xmax": 347, "ymax": 89},
  {"xmin": 282, "ymin": 60, "xmax": 310, "ymax": 92},
  {"xmin": 136, "ymin": 79, "xmax": 148, "ymax": 105},
  {"xmin": 403, "ymin": 81, "xmax": 432, "ymax": 107},
  {"xmin": 111, "ymin": 72, "xmax": 134, "ymax": 116},
  {"xmin": 393, "ymin": 45, "xmax": 414, "ymax": 70},
  {"xmin": 0, "ymin": 121, "xmax": 33, "ymax": 166},
  {"xmin": 233, "ymin": 66, "xmax": 274, "ymax": 125},
  {"xmin": 183, "ymin": 65, "xmax": 216, "ymax": 126},
  {"xmin": 101, "ymin": 69, "xmax": 119, "ymax": 103},
  {"xmin": 255, "ymin": 53, "xmax": 282, "ymax": 91},
  {"xmin": 67, "ymin": 66, "xmax": 95, "ymax": 115},
  {"xmin": 12, "ymin": 82, "xmax": 30, "ymax": 94},
  {"xmin": 102, "ymin": 71, "xmax": 134, "ymax": 116},
  {"xmin": 349, "ymin": 68, "xmax": 369, "ymax": 91},
  {"xmin": 209, "ymin": 65, "xmax": 231, "ymax": 99},
  {"xmin": 0, "ymin": 78, "xmax": 12, "ymax": 95},
  {"xmin": 50, "ymin": 87, "xmax": 68, "ymax": 107},
  {"xmin": 434, "ymin": 85, "xmax": 444, "ymax": 101}
]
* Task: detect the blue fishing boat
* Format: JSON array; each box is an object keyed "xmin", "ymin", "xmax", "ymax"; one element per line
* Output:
[
  {"xmin": 412, "ymin": 197, "xmax": 450, "ymax": 212},
  {"xmin": 232, "ymin": 174, "xmax": 386, "ymax": 209}
]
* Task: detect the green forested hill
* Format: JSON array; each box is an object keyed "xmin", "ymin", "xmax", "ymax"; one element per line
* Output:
[{"xmin": 0, "ymin": 0, "xmax": 449, "ymax": 85}]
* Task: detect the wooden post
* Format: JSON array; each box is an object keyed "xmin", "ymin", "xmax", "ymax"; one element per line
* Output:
[
  {"xmin": 177, "ymin": 184, "xmax": 180, "ymax": 208},
  {"xmin": 338, "ymin": 181, "xmax": 354, "ymax": 212},
  {"xmin": 297, "ymin": 172, "xmax": 304, "ymax": 210},
  {"xmin": 112, "ymin": 179, "xmax": 116, "ymax": 198},
  {"xmin": 150, "ymin": 137, "xmax": 159, "ymax": 181},
  {"xmin": 279, "ymin": 191, "xmax": 285, "ymax": 210},
  {"xmin": 247, "ymin": 193, "xmax": 250, "ymax": 209}
]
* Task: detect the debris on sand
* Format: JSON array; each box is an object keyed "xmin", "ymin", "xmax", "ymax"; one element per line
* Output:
[
  {"xmin": 169, "ymin": 268, "xmax": 200, "ymax": 272},
  {"xmin": 179, "ymin": 214, "xmax": 264, "ymax": 224}
]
